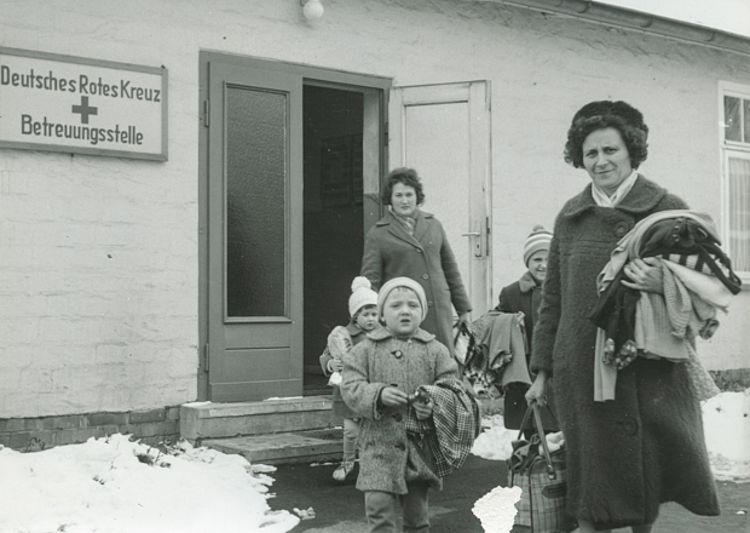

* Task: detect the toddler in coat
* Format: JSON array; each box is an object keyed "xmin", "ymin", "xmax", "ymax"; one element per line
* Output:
[
  {"xmin": 319, "ymin": 276, "xmax": 379, "ymax": 481},
  {"xmin": 341, "ymin": 276, "xmax": 479, "ymax": 533}
]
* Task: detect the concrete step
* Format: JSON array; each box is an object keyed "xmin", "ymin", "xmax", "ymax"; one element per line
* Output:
[
  {"xmin": 180, "ymin": 396, "xmax": 335, "ymax": 442},
  {"xmin": 203, "ymin": 427, "xmax": 344, "ymax": 465}
]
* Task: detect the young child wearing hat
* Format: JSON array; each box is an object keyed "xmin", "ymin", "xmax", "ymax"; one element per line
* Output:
[
  {"xmin": 495, "ymin": 225, "xmax": 558, "ymax": 431},
  {"xmin": 341, "ymin": 276, "xmax": 477, "ymax": 532},
  {"xmin": 319, "ymin": 276, "xmax": 379, "ymax": 482}
]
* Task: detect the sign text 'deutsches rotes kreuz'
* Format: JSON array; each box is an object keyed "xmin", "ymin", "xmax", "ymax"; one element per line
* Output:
[{"xmin": 0, "ymin": 48, "xmax": 167, "ymax": 161}]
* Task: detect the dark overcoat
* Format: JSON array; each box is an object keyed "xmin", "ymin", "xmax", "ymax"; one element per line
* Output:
[
  {"xmin": 340, "ymin": 327, "xmax": 458, "ymax": 494},
  {"xmin": 360, "ymin": 209, "xmax": 472, "ymax": 350},
  {"xmin": 530, "ymin": 176, "xmax": 719, "ymax": 529}
]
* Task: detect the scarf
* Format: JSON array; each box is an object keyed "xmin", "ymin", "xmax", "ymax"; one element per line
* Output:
[{"xmin": 590, "ymin": 170, "xmax": 638, "ymax": 207}]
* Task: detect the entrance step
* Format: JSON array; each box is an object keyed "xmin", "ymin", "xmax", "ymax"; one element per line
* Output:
[
  {"xmin": 180, "ymin": 396, "xmax": 334, "ymax": 442},
  {"xmin": 203, "ymin": 427, "xmax": 344, "ymax": 465}
]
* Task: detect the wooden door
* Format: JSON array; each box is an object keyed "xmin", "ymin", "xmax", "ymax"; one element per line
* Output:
[
  {"xmin": 390, "ymin": 81, "xmax": 492, "ymax": 315},
  {"xmin": 203, "ymin": 58, "xmax": 304, "ymax": 401}
]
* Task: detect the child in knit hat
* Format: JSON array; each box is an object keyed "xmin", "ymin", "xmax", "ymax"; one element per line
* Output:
[
  {"xmin": 341, "ymin": 277, "xmax": 478, "ymax": 532},
  {"xmin": 319, "ymin": 276, "xmax": 379, "ymax": 482},
  {"xmin": 495, "ymin": 225, "xmax": 559, "ymax": 431}
]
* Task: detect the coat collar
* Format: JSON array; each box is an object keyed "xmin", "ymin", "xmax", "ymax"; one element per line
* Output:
[
  {"xmin": 561, "ymin": 175, "xmax": 667, "ymax": 219},
  {"xmin": 518, "ymin": 271, "xmax": 539, "ymax": 293},
  {"xmin": 376, "ymin": 209, "xmax": 434, "ymax": 247},
  {"xmin": 367, "ymin": 326, "xmax": 435, "ymax": 343}
]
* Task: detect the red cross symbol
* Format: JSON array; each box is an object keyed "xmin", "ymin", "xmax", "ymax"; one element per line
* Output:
[{"xmin": 72, "ymin": 96, "xmax": 98, "ymax": 124}]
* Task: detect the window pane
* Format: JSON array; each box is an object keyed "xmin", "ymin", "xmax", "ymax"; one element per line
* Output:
[
  {"xmin": 728, "ymin": 156, "xmax": 750, "ymax": 272},
  {"xmin": 744, "ymin": 99, "xmax": 750, "ymax": 143},
  {"xmin": 724, "ymin": 96, "xmax": 741, "ymax": 142},
  {"xmin": 226, "ymin": 86, "xmax": 286, "ymax": 317}
]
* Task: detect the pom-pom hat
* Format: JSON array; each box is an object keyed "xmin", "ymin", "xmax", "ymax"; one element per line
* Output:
[
  {"xmin": 348, "ymin": 276, "xmax": 378, "ymax": 317},
  {"xmin": 377, "ymin": 276, "xmax": 428, "ymax": 323},
  {"xmin": 523, "ymin": 225, "xmax": 552, "ymax": 266}
]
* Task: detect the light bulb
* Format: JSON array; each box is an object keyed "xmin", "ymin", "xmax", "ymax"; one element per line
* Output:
[{"xmin": 302, "ymin": 0, "xmax": 324, "ymax": 21}]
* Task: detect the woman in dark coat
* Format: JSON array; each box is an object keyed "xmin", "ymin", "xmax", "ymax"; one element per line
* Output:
[
  {"xmin": 526, "ymin": 101, "xmax": 719, "ymax": 532},
  {"xmin": 360, "ymin": 167, "xmax": 472, "ymax": 350}
]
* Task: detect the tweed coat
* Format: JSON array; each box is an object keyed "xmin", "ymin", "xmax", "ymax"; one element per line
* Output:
[
  {"xmin": 340, "ymin": 326, "xmax": 459, "ymax": 495},
  {"xmin": 360, "ymin": 209, "xmax": 472, "ymax": 350},
  {"xmin": 530, "ymin": 175, "xmax": 719, "ymax": 529}
]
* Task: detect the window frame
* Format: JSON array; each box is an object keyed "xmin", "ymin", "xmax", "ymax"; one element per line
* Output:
[{"xmin": 719, "ymin": 80, "xmax": 750, "ymax": 284}]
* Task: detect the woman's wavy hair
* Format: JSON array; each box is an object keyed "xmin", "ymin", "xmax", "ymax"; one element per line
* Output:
[
  {"xmin": 564, "ymin": 100, "xmax": 649, "ymax": 169},
  {"xmin": 381, "ymin": 167, "xmax": 425, "ymax": 205}
]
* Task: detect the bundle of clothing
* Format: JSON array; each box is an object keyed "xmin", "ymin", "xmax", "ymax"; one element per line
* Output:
[
  {"xmin": 589, "ymin": 209, "xmax": 742, "ymax": 401},
  {"xmin": 461, "ymin": 311, "xmax": 531, "ymax": 397}
]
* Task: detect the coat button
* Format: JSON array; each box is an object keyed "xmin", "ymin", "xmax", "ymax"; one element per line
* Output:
[
  {"xmin": 422, "ymin": 273, "xmax": 429, "ymax": 280},
  {"xmin": 394, "ymin": 442, "xmax": 406, "ymax": 451},
  {"xmin": 416, "ymin": 248, "xmax": 423, "ymax": 254},
  {"xmin": 614, "ymin": 222, "xmax": 630, "ymax": 238}
]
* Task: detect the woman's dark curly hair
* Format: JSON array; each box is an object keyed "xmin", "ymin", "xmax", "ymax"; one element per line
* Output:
[
  {"xmin": 564, "ymin": 100, "xmax": 649, "ymax": 169},
  {"xmin": 381, "ymin": 167, "xmax": 425, "ymax": 205}
]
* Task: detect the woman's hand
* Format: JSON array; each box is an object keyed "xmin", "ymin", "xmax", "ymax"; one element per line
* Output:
[
  {"xmin": 621, "ymin": 257, "xmax": 663, "ymax": 293},
  {"xmin": 525, "ymin": 371, "xmax": 548, "ymax": 407},
  {"xmin": 379, "ymin": 386, "xmax": 409, "ymax": 407},
  {"xmin": 456, "ymin": 312, "xmax": 471, "ymax": 330}
]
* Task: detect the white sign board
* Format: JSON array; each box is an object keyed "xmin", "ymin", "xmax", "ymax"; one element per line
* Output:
[{"xmin": 0, "ymin": 47, "xmax": 167, "ymax": 160}]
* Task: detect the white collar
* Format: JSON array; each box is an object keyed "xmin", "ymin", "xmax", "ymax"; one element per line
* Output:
[{"xmin": 591, "ymin": 170, "xmax": 639, "ymax": 207}]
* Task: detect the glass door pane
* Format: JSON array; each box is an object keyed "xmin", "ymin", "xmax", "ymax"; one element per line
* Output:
[{"xmin": 225, "ymin": 86, "xmax": 287, "ymax": 318}]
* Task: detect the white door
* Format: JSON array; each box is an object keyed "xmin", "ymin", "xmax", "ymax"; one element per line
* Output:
[{"xmin": 390, "ymin": 81, "xmax": 492, "ymax": 315}]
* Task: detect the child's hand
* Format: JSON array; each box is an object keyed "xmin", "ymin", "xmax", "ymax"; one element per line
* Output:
[
  {"xmin": 327, "ymin": 359, "xmax": 344, "ymax": 373},
  {"xmin": 380, "ymin": 386, "xmax": 409, "ymax": 407},
  {"xmin": 412, "ymin": 398, "xmax": 433, "ymax": 420}
]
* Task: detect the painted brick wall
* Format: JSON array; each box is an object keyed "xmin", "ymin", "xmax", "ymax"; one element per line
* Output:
[{"xmin": 0, "ymin": 0, "xmax": 748, "ymax": 418}]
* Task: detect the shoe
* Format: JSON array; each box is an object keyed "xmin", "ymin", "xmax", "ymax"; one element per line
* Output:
[{"xmin": 332, "ymin": 461, "xmax": 355, "ymax": 482}]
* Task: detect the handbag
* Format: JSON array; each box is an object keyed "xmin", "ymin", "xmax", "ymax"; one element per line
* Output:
[{"xmin": 507, "ymin": 403, "xmax": 576, "ymax": 532}]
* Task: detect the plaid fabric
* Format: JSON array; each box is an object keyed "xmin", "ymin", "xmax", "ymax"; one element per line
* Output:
[
  {"xmin": 405, "ymin": 378, "xmax": 480, "ymax": 477},
  {"xmin": 509, "ymin": 443, "xmax": 573, "ymax": 532}
]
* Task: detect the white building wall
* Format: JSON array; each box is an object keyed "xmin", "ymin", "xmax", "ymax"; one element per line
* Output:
[{"xmin": 0, "ymin": 0, "xmax": 748, "ymax": 417}]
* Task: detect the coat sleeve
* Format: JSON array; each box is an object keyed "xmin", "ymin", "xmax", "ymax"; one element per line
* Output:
[
  {"xmin": 496, "ymin": 286, "xmax": 511, "ymax": 312},
  {"xmin": 433, "ymin": 341, "xmax": 460, "ymax": 382},
  {"xmin": 341, "ymin": 340, "xmax": 386, "ymax": 420},
  {"xmin": 360, "ymin": 228, "xmax": 384, "ymax": 291},
  {"xmin": 319, "ymin": 347, "xmax": 333, "ymax": 376},
  {"xmin": 530, "ymin": 216, "xmax": 562, "ymax": 375},
  {"xmin": 436, "ymin": 220, "xmax": 472, "ymax": 314}
]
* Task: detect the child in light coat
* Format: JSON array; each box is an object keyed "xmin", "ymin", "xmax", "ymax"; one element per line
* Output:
[
  {"xmin": 319, "ymin": 276, "xmax": 379, "ymax": 481},
  {"xmin": 341, "ymin": 276, "xmax": 479, "ymax": 533}
]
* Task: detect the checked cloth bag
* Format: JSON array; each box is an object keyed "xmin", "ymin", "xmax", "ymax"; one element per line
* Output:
[{"xmin": 507, "ymin": 404, "xmax": 576, "ymax": 532}]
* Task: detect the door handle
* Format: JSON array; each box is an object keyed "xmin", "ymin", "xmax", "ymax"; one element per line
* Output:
[{"xmin": 461, "ymin": 232, "xmax": 480, "ymax": 237}]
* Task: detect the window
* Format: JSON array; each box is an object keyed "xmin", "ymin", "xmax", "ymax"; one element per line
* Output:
[{"xmin": 720, "ymin": 82, "xmax": 750, "ymax": 280}]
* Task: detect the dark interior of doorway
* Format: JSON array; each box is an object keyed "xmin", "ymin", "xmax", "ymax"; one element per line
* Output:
[{"xmin": 303, "ymin": 85, "xmax": 365, "ymax": 395}]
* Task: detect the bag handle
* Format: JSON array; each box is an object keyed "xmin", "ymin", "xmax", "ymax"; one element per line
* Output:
[{"xmin": 516, "ymin": 402, "xmax": 557, "ymax": 480}]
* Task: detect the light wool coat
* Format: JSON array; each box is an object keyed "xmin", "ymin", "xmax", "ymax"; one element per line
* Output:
[
  {"xmin": 360, "ymin": 209, "xmax": 472, "ymax": 350},
  {"xmin": 341, "ymin": 327, "xmax": 458, "ymax": 495},
  {"xmin": 531, "ymin": 176, "xmax": 719, "ymax": 529}
]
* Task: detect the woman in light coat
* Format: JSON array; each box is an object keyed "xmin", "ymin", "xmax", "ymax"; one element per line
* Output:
[{"xmin": 360, "ymin": 167, "xmax": 472, "ymax": 350}]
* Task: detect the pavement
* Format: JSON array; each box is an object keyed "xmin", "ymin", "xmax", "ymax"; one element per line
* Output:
[{"xmin": 268, "ymin": 454, "xmax": 749, "ymax": 533}]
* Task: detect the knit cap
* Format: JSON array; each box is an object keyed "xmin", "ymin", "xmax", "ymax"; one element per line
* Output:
[
  {"xmin": 377, "ymin": 276, "xmax": 428, "ymax": 323},
  {"xmin": 523, "ymin": 225, "xmax": 552, "ymax": 266},
  {"xmin": 348, "ymin": 276, "xmax": 378, "ymax": 317}
]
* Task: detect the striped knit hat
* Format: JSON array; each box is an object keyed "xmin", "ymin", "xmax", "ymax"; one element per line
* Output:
[{"xmin": 523, "ymin": 225, "xmax": 552, "ymax": 266}]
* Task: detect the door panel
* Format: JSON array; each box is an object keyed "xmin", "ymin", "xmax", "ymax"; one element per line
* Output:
[
  {"xmin": 390, "ymin": 81, "xmax": 492, "ymax": 315},
  {"xmin": 206, "ymin": 61, "xmax": 303, "ymax": 401}
]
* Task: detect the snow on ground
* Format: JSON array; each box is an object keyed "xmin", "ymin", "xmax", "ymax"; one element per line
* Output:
[
  {"xmin": 0, "ymin": 434, "xmax": 299, "ymax": 533},
  {"xmin": 0, "ymin": 390, "xmax": 745, "ymax": 533},
  {"xmin": 471, "ymin": 389, "xmax": 750, "ymax": 483}
]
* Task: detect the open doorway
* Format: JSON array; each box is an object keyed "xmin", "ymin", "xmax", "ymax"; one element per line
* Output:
[{"xmin": 303, "ymin": 84, "xmax": 368, "ymax": 395}]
